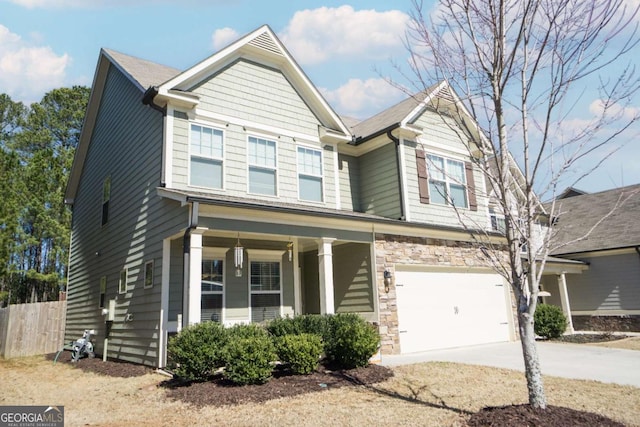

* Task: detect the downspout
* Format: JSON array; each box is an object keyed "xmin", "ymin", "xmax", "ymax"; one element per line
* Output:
[
  {"xmin": 142, "ymin": 86, "xmax": 168, "ymax": 187},
  {"xmin": 387, "ymin": 129, "xmax": 406, "ymax": 221},
  {"xmin": 635, "ymin": 246, "xmax": 640, "ymax": 261},
  {"xmin": 182, "ymin": 201, "xmax": 199, "ymax": 329}
]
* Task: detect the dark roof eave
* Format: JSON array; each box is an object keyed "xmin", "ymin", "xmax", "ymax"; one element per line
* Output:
[
  {"xmin": 551, "ymin": 244, "xmax": 640, "ymax": 257},
  {"xmin": 353, "ymin": 123, "xmax": 400, "ymax": 145},
  {"xmin": 181, "ymin": 193, "xmax": 502, "ymax": 238}
]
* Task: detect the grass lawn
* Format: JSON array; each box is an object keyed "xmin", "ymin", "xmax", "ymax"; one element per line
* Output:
[{"xmin": 0, "ymin": 355, "xmax": 638, "ymax": 426}]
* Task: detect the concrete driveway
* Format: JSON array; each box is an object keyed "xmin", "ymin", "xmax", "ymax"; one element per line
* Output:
[{"xmin": 380, "ymin": 341, "xmax": 640, "ymax": 388}]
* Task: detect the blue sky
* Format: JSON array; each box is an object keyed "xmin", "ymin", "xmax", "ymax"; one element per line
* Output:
[{"xmin": 1, "ymin": 0, "xmax": 639, "ymax": 193}]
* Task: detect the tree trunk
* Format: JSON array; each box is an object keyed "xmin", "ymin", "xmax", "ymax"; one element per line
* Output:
[{"xmin": 518, "ymin": 309, "xmax": 547, "ymax": 409}]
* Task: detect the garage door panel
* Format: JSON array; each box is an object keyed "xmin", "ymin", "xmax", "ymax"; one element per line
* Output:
[{"xmin": 395, "ymin": 270, "xmax": 510, "ymax": 353}]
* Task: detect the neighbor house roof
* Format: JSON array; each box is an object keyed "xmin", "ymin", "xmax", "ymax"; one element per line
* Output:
[{"xmin": 549, "ymin": 183, "xmax": 640, "ymax": 255}]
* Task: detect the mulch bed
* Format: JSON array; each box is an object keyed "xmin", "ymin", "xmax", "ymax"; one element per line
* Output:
[
  {"xmin": 467, "ymin": 404, "xmax": 625, "ymax": 426},
  {"xmin": 46, "ymin": 351, "xmax": 153, "ymax": 378},
  {"xmin": 161, "ymin": 363, "xmax": 393, "ymax": 407},
  {"xmin": 551, "ymin": 333, "xmax": 628, "ymax": 344},
  {"xmin": 48, "ymin": 350, "xmax": 627, "ymax": 425}
]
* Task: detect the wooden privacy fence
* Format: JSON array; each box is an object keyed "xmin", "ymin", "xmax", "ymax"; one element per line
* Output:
[{"xmin": 0, "ymin": 300, "xmax": 67, "ymax": 358}]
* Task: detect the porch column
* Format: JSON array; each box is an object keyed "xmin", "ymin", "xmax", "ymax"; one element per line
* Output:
[
  {"xmin": 318, "ymin": 238, "xmax": 336, "ymax": 315},
  {"xmin": 557, "ymin": 273, "xmax": 575, "ymax": 333},
  {"xmin": 184, "ymin": 227, "xmax": 207, "ymax": 327},
  {"xmin": 292, "ymin": 238, "xmax": 302, "ymax": 315}
]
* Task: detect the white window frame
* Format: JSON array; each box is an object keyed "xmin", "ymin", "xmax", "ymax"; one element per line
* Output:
[
  {"xmin": 297, "ymin": 145, "xmax": 324, "ymax": 203},
  {"xmin": 188, "ymin": 123, "xmax": 225, "ymax": 190},
  {"xmin": 247, "ymin": 249, "xmax": 284, "ymax": 322},
  {"xmin": 426, "ymin": 153, "xmax": 469, "ymax": 208},
  {"xmin": 247, "ymin": 135, "xmax": 278, "ymax": 196},
  {"xmin": 144, "ymin": 260, "xmax": 154, "ymax": 289},
  {"xmin": 488, "ymin": 207, "xmax": 506, "ymax": 232},
  {"xmin": 118, "ymin": 268, "xmax": 127, "ymax": 294},
  {"xmin": 201, "ymin": 247, "xmax": 227, "ymax": 323}
]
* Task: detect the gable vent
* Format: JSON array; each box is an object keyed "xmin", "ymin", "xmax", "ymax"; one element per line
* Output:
[
  {"xmin": 248, "ymin": 32, "xmax": 283, "ymax": 56},
  {"xmin": 436, "ymin": 86, "xmax": 455, "ymax": 102}
]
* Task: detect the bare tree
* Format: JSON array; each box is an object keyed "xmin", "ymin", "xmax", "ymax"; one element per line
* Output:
[{"xmin": 403, "ymin": 0, "xmax": 640, "ymax": 408}]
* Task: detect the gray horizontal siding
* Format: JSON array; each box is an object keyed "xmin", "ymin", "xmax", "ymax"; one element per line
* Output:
[
  {"xmin": 404, "ymin": 109, "xmax": 489, "ymax": 228},
  {"xmin": 359, "ymin": 143, "xmax": 401, "ymax": 219},
  {"xmin": 565, "ymin": 253, "xmax": 640, "ymax": 311},
  {"xmin": 338, "ymin": 153, "xmax": 360, "ymax": 211},
  {"xmin": 192, "ymin": 59, "xmax": 320, "ymax": 136},
  {"xmin": 333, "ymin": 243, "xmax": 374, "ymax": 313},
  {"xmin": 171, "ymin": 59, "xmax": 339, "ymax": 209},
  {"xmin": 66, "ymin": 64, "xmax": 188, "ymax": 367}
]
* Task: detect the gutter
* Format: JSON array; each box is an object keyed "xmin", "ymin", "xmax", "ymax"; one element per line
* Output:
[
  {"xmin": 142, "ymin": 86, "xmax": 166, "ymax": 115},
  {"xmin": 386, "ymin": 129, "xmax": 406, "ymax": 221},
  {"xmin": 353, "ymin": 123, "xmax": 399, "ymax": 145}
]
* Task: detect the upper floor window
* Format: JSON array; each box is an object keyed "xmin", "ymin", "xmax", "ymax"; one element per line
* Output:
[
  {"xmin": 297, "ymin": 146, "xmax": 323, "ymax": 202},
  {"xmin": 427, "ymin": 154, "xmax": 468, "ymax": 208},
  {"xmin": 248, "ymin": 136, "xmax": 277, "ymax": 196},
  {"xmin": 489, "ymin": 207, "xmax": 506, "ymax": 233},
  {"xmin": 101, "ymin": 176, "xmax": 110, "ymax": 226},
  {"xmin": 190, "ymin": 124, "xmax": 223, "ymax": 189}
]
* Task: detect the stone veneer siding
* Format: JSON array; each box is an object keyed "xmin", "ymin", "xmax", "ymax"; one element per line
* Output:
[
  {"xmin": 375, "ymin": 233, "xmax": 515, "ymax": 354},
  {"xmin": 572, "ymin": 315, "xmax": 640, "ymax": 332}
]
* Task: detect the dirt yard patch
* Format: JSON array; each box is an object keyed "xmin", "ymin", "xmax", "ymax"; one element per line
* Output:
[{"xmin": 1, "ymin": 354, "xmax": 638, "ymax": 426}]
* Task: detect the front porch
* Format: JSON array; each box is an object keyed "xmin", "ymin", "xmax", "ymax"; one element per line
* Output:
[{"xmin": 158, "ymin": 226, "xmax": 378, "ymax": 367}]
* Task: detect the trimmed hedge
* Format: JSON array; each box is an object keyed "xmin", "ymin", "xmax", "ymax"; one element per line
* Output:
[
  {"xmin": 167, "ymin": 321, "xmax": 228, "ymax": 381},
  {"xmin": 275, "ymin": 333, "xmax": 323, "ymax": 375},
  {"xmin": 325, "ymin": 313, "xmax": 380, "ymax": 369},
  {"xmin": 266, "ymin": 314, "xmax": 331, "ymax": 340},
  {"xmin": 223, "ymin": 334, "xmax": 276, "ymax": 385},
  {"xmin": 534, "ymin": 303, "xmax": 567, "ymax": 339}
]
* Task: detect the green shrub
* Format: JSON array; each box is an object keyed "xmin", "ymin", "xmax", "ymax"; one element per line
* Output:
[
  {"xmin": 267, "ymin": 314, "xmax": 332, "ymax": 340},
  {"xmin": 266, "ymin": 316, "xmax": 301, "ymax": 337},
  {"xmin": 275, "ymin": 333, "xmax": 323, "ymax": 375},
  {"xmin": 534, "ymin": 303, "xmax": 567, "ymax": 339},
  {"xmin": 222, "ymin": 334, "xmax": 276, "ymax": 385},
  {"xmin": 325, "ymin": 313, "xmax": 380, "ymax": 369},
  {"xmin": 225, "ymin": 323, "xmax": 269, "ymax": 340},
  {"xmin": 167, "ymin": 322, "xmax": 228, "ymax": 381},
  {"xmin": 296, "ymin": 314, "xmax": 332, "ymax": 341}
]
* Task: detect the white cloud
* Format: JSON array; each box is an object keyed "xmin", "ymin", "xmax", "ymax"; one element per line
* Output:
[
  {"xmin": 5, "ymin": 0, "xmax": 218, "ymax": 7},
  {"xmin": 589, "ymin": 99, "xmax": 640, "ymax": 121},
  {"xmin": 211, "ymin": 27, "xmax": 240, "ymax": 51},
  {"xmin": 279, "ymin": 5, "xmax": 409, "ymax": 65},
  {"xmin": 6, "ymin": 0, "xmax": 89, "ymax": 7},
  {"xmin": 321, "ymin": 78, "xmax": 405, "ymax": 118},
  {"xmin": 0, "ymin": 25, "xmax": 70, "ymax": 103}
]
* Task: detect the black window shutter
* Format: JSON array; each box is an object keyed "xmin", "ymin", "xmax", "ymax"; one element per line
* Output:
[{"xmin": 416, "ymin": 149, "xmax": 430, "ymax": 204}]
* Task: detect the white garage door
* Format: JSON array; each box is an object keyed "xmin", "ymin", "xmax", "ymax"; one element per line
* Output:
[{"xmin": 395, "ymin": 270, "xmax": 511, "ymax": 353}]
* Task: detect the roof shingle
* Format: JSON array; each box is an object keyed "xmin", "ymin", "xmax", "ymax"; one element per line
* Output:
[{"xmin": 549, "ymin": 183, "xmax": 640, "ymax": 255}]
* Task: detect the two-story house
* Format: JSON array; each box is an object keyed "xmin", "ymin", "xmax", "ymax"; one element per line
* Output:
[{"xmin": 65, "ymin": 25, "xmax": 517, "ymax": 367}]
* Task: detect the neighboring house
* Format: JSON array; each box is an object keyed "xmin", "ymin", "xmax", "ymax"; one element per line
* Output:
[
  {"xmin": 541, "ymin": 184, "xmax": 640, "ymax": 332},
  {"xmin": 65, "ymin": 25, "xmax": 519, "ymax": 367}
]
